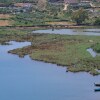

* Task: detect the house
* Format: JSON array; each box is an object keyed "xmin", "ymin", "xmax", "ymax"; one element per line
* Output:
[
  {"xmin": 63, "ymin": 0, "xmax": 94, "ymax": 10},
  {"xmin": 13, "ymin": 3, "xmax": 33, "ymax": 13},
  {"xmin": 49, "ymin": 0, "xmax": 99, "ymax": 11},
  {"xmin": 49, "ymin": 0, "xmax": 79, "ymax": 3}
]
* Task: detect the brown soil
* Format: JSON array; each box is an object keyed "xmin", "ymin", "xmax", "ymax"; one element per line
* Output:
[
  {"xmin": 0, "ymin": 20, "xmax": 11, "ymax": 26},
  {"xmin": 46, "ymin": 22, "xmax": 75, "ymax": 25},
  {"xmin": 14, "ymin": 3, "xmax": 31, "ymax": 7},
  {"xmin": 0, "ymin": 14, "xmax": 12, "ymax": 26},
  {"xmin": 0, "ymin": 14, "xmax": 11, "ymax": 19}
]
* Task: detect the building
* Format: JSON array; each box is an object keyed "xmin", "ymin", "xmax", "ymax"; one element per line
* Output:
[{"xmin": 49, "ymin": 0, "xmax": 100, "ymax": 3}]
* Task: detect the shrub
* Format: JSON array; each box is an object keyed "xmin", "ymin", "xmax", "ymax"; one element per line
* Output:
[{"xmin": 94, "ymin": 18, "xmax": 100, "ymax": 25}]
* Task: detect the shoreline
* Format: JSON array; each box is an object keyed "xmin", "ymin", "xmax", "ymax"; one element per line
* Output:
[
  {"xmin": 0, "ymin": 25, "xmax": 100, "ymax": 30},
  {"xmin": 0, "ymin": 28, "xmax": 100, "ymax": 76}
]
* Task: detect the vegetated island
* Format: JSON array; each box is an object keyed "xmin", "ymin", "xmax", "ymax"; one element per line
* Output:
[{"xmin": 0, "ymin": 28, "xmax": 100, "ymax": 75}]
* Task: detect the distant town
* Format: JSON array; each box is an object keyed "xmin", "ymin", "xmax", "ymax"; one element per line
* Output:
[{"xmin": 0, "ymin": 0, "xmax": 99, "ymax": 27}]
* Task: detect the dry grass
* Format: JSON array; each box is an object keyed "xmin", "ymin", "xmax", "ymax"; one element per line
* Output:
[
  {"xmin": 0, "ymin": 14, "xmax": 12, "ymax": 26},
  {"xmin": 14, "ymin": 3, "xmax": 31, "ymax": 7},
  {"xmin": 46, "ymin": 22, "xmax": 75, "ymax": 25},
  {"xmin": 0, "ymin": 14, "xmax": 11, "ymax": 19},
  {"xmin": 0, "ymin": 20, "xmax": 12, "ymax": 26}
]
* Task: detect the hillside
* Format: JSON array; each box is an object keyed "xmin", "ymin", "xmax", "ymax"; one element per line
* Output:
[{"xmin": 0, "ymin": 0, "xmax": 37, "ymax": 3}]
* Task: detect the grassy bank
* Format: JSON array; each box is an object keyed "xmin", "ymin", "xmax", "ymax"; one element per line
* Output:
[
  {"xmin": 92, "ymin": 43, "xmax": 100, "ymax": 53},
  {"xmin": 0, "ymin": 28, "xmax": 100, "ymax": 75}
]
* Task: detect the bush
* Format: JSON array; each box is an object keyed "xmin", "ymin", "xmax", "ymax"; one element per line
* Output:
[
  {"xmin": 94, "ymin": 18, "xmax": 100, "ymax": 25},
  {"xmin": 72, "ymin": 8, "xmax": 88, "ymax": 25},
  {"xmin": 92, "ymin": 43, "xmax": 100, "ymax": 53}
]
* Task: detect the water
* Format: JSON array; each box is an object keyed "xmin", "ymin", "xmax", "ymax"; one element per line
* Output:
[
  {"xmin": 32, "ymin": 29, "xmax": 100, "ymax": 36},
  {"xmin": 0, "ymin": 41, "xmax": 100, "ymax": 100},
  {"xmin": 87, "ymin": 48, "xmax": 100, "ymax": 57}
]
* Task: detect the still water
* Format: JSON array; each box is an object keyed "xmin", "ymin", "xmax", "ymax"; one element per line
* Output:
[
  {"xmin": 0, "ymin": 41, "xmax": 100, "ymax": 100},
  {"xmin": 32, "ymin": 29, "xmax": 100, "ymax": 36},
  {"xmin": 87, "ymin": 48, "xmax": 100, "ymax": 57}
]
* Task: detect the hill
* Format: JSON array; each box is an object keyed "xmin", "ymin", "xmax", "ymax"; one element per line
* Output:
[{"xmin": 0, "ymin": 0, "xmax": 37, "ymax": 3}]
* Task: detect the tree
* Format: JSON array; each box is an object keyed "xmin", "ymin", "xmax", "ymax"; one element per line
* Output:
[
  {"xmin": 94, "ymin": 18, "xmax": 100, "ymax": 25},
  {"xmin": 72, "ymin": 8, "xmax": 88, "ymax": 25}
]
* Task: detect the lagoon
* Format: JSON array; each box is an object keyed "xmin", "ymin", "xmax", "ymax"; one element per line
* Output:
[
  {"xmin": 32, "ymin": 28, "xmax": 100, "ymax": 36},
  {"xmin": 87, "ymin": 48, "xmax": 100, "ymax": 57},
  {"xmin": 0, "ymin": 41, "xmax": 100, "ymax": 100}
]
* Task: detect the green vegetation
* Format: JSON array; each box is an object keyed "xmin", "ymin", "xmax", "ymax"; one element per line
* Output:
[
  {"xmin": 0, "ymin": 28, "xmax": 30, "ymax": 44},
  {"xmin": 0, "ymin": 8, "xmax": 11, "ymax": 14},
  {"xmin": 94, "ymin": 18, "xmax": 100, "ymax": 26},
  {"xmin": 92, "ymin": 43, "xmax": 100, "ymax": 53},
  {"xmin": 72, "ymin": 8, "xmax": 88, "ymax": 25},
  {"xmin": 0, "ymin": 0, "xmax": 99, "ymax": 27},
  {"xmin": 0, "ymin": 0, "xmax": 37, "ymax": 3},
  {"xmin": 12, "ymin": 12, "xmax": 46, "ymax": 26},
  {"xmin": 0, "ymin": 28, "xmax": 99, "ymax": 75},
  {"xmin": 12, "ymin": 10, "xmax": 70, "ymax": 26},
  {"xmin": 0, "ymin": 1, "xmax": 100, "ymax": 76}
]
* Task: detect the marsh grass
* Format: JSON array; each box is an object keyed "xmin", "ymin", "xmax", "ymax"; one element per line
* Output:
[
  {"xmin": 0, "ymin": 29, "xmax": 100, "ymax": 75},
  {"xmin": 92, "ymin": 43, "xmax": 100, "ymax": 53},
  {"xmin": 1, "ymin": 31, "xmax": 99, "ymax": 75}
]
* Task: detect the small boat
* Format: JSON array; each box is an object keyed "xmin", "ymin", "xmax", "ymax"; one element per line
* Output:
[
  {"xmin": 94, "ymin": 83, "xmax": 100, "ymax": 87},
  {"xmin": 94, "ymin": 88, "xmax": 100, "ymax": 92}
]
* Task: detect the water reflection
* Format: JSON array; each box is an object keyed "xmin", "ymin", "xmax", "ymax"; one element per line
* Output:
[
  {"xmin": 87, "ymin": 48, "xmax": 100, "ymax": 57},
  {"xmin": 0, "ymin": 41, "xmax": 100, "ymax": 100},
  {"xmin": 32, "ymin": 29, "xmax": 100, "ymax": 36}
]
